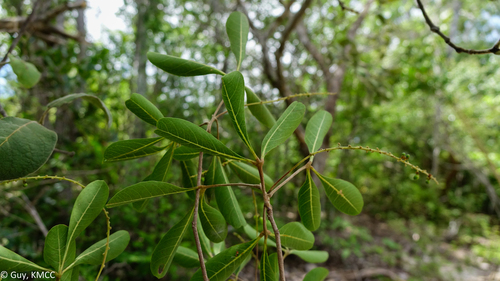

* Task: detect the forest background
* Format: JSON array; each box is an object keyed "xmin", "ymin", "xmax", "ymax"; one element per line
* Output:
[{"xmin": 1, "ymin": 0, "xmax": 500, "ymax": 280}]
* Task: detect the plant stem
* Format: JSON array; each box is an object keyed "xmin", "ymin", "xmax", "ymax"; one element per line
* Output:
[
  {"xmin": 256, "ymin": 159, "xmax": 286, "ymax": 281},
  {"xmin": 95, "ymin": 209, "xmax": 111, "ymax": 281},
  {"xmin": 193, "ymin": 152, "xmax": 209, "ymax": 281},
  {"xmin": 268, "ymin": 164, "xmax": 308, "ymax": 197},
  {"xmin": 202, "ymin": 182, "xmax": 261, "ymax": 190}
]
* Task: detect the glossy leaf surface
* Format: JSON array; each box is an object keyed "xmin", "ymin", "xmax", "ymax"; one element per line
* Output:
[
  {"xmin": 125, "ymin": 93, "xmax": 163, "ymax": 126},
  {"xmin": 148, "ymin": 52, "xmax": 225, "ymax": 76}
]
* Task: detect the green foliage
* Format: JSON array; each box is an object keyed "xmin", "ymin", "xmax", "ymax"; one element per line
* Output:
[
  {"xmin": 279, "ymin": 222, "xmax": 315, "ymax": 250},
  {"xmin": 8, "ymin": 55, "xmax": 41, "ymax": 88},
  {"xmin": 147, "ymin": 52, "xmax": 225, "ymax": 76},
  {"xmin": 298, "ymin": 169, "xmax": 322, "ymax": 231},
  {"xmin": 245, "ymin": 86, "xmax": 276, "ymax": 128},
  {"xmin": 314, "ymin": 171, "xmax": 364, "ymax": 215},
  {"xmin": 303, "ymin": 267, "xmax": 329, "ymax": 281},
  {"xmin": 125, "ymin": 93, "xmax": 164, "ymax": 126},
  {"xmin": 103, "ymin": 137, "xmax": 167, "ymax": 162},
  {"xmin": 199, "ymin": 194, "xmax": 228, "ymax": 243},
  {"xmin": 226, "ymin": 11, "xmax": 249, "ymax": 71}
]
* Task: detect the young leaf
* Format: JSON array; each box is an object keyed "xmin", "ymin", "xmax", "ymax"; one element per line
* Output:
[
  {"xmin": 173, "ymin": 246, "xmax": 200, "ymax": 268},
  {"xmin": 151, "ymin": 206, "xmax": 195, "ymax": 278},
  {"xmin": 228, "ymin": 161, "xmax": 274, "ymax": 191},
  {"xmin": 245, "ymin": 86, "xmax": 276, "ymax": 128},
  {"xmin": 173, "ymin": 145, "xmax": 200, "ymax": 161},
  {"xmin": 44, "ymin": 224, "xmax": 70, "ymax": 271},
  {"xmin": 260, "ymin": 249, "xmax": 278, "ymax": 281},
  {"xmin": 0, "ymin": 117, "xmax": 57, "ymax": 181},
  {"xmin": 221, "ymin": 71, "xmax": 254, "ymax": 153},
  {"xmin": 0, "ymin": 246, "xmax": 50, "ymax": 272},
  {"xmin": 63, "ymin": 181, "xmax": 109, "ymax": 266},
  {"xmin": 9, "ymin": 55, "xmax": 41, "ymax": 88},
  {"xmin": 156, "ymin": 117, "xmax": 246, "ymax": 161},
  {"xmin": 42, "ymin": 93, "xmax": 112, "ymax": 128},
  {"xmin": 303, "ymin": 267, "xmax": 329, "ymax": 281},
  {"xmin": 290, "ymin": 250, "xmax": 329, "ymax": 263},
  {"xmin": 226, "ymin": 11, "xmax": 249, "ymax": 70},
  {"xmin": 125, "ymin": 93, "xmax": 164, "ymax": 126},
  {"xmin": 190, "ymin": 238, "xmax": 259, "ymax": 281},
  {"xmin": 313, "ymin": 172, "xmax": 364, "ymax": 216},
  {"xmin": 147, "ymin": 52, "xmax": 225, "ymax": 76},
  {"xmin": 206, "ymin": 157, "xmax": 246, "ymax": 229},
  {"xmin": 305, "ymin": 110, "xmax": 332, "ymax": 155},
  {"xmin": 298, "ymin": 170, "xmax": 321, "ymax": 231},
  {"xmin": 106, "ymin": 181, "xmax": 196, "ymax": 208},
  {"xmin": 66, "ymin": 230, "xmax": 130, "ymax": 270},
  {"xmin": 104, "ymin": 137, "xmax": 167, "ymax": 162},
  {"xmin": 279, "ymin": 222, "xmax": 314, "ymax": 250},
  {"xmin": 199, "ymin": 194, "xmax": 228, "ymax": 243},
  {"xmin": 261, "ymin": 101, "xmax": 305, "ymax": 158}
]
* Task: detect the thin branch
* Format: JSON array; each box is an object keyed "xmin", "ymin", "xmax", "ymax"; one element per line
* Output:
[
  {"xmin": 416, "ymin": 0, "xmax": 500, "ymax": 55},
  {"xmin": 201, "ymin": 182, "xmax": 261, "ymax": 191},
  {"xmin": 18, "ymin": 192, "xmax": 48, "ymax": 236},
  {"xmin": 193, "ymin": 153, "xmax": 209, "ymax": 281},
  {"xmin": 269, "ymin": 164, "xmax": 308, "ymax": 197},
  {"xmin": 0, "ymin": 103, "xmax": 7, "ymax": 117},
  {"xmin": 95, "ymin": 209, "xmax": 111, "ymax": 281},
  {"xmin": 53, "ymin": 148, "xmax": 76, "ymax": 157},
  {"xmin": 1, "ymin": 175, "xmax": 86, "ymax": 188},
  {"xmin": 338, "ymin": 0, "xmax": 360, "ymax": 14}
]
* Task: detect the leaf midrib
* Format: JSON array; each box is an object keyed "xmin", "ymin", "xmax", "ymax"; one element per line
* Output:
[
  {"xmin": 0, "ymin": 121, "xmax": 35, "ymax": 148},
  {"xmin": 261, "ymin": 103, "xmax": 298, "ymax": 156},
  {"xmin": 317, "ymin": 174, "xmax": 359, "ymax": 213}
]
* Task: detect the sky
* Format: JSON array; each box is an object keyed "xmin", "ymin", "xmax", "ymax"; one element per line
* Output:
[{"xmin": 85, "ymin": 0, "xmax": 129, "ymax": 42}]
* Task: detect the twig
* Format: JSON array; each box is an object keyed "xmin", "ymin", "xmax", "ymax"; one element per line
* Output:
[
  {"xmin": 338, "ymin": 0, "xmax": 360, "ymax": 14},
  {"xmin": 416, "ymin": 0, "xmax": 500, "ymax": 55},
  {"xmin": 18, "ymin": 193, "xmax": 48, "ymax": 236},
  {"xmin": 193, "ymin": 153, "xmax": 209, "ymax": 281},
  {"xmin": 202, "ymin": 182, "xmax": 261, "ymax": 191},
  {"xmin": 95, "ymin": 209, "xmax": 111, "ymax": 281},
  {"xmin": 53, "ymin": 148, "xmax": 76, "ymax": 157},
  {"xmin": 0, "ymin": 175, "xmax": 85, "ymax": 188},
  {"xmin": 269, "ymin": 164, "xmax": 308, "ymax": 197}
]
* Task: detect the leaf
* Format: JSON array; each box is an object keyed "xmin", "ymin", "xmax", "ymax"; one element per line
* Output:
[
  {"xmin": 44, "ymin": 225, "xmax": 70, "ymax": 271},
  {"xmin": 125, "ymin": 93, "xmax": 164, "ymax": 126},
  {"xmin": 180, "ymin": 160, "xmax": 197, "ymax": 200},
  {"xmin": 0, "ymin": 246, "xmax": 49, "ymax": 272},
  {"xmin": 261, "ymin": 101, "xmax": 305, "ymax": 158},
  {"xmin": 106, "ymin": 181, "xmax": 196, "ymax": 208},
  {"xmin": 279, "ymin": 222, "xmax": 314, "ymax": 250},
  {"xmin": 212, "ymin": 241, "xmax": 225, "ymax": 256},
  {"xmin": 147, "ymin": 52, "xmax": 225, "ymax": 76},
  {"xmin": 226, "ymin": 11, "xmax": 249, "ymax": 70},
  {"xmin": 132, "ymin": 199, "xmax": 149, "ymax": 213},
  {"xmin": 206, "ymin": 157, "xmax": 246, "ymax": 229},
  {"xmin": 303, "ymin": 267, "xmax": 329, "ymax": 281},
  {"xmin": 9, "ymin": 55, "xmax": 41, "ymax": 88},
  {"xmin": 66, "ymin": 230, "xmax": 130, "ymax": 270},
  {"xmin": 104, "ymin": 137, "xmax": 167, "ymax": 162},
  {"xmin": 221, "ymin": 71, "xmax": 253, "ymax": 152},
  {"xmin": 269, "ymin": 253, "xmax": 280, "ymax": 280},
  {"xmin": 228, "ymin": 161, "xmax": 274, "ymax": 191},
  {"xmin": 173, "ymin": 145, "xmax": 200, "ymax": 161},
  {"xmin": 199, "ymin": 194, "xmax": 228, "ymax": 243},
  {"xmin": 298, "ymin": 170, "xmax": 321, "ymax": 231},
  {"xmin": 151, "ymin": 206, "xmax": 195, "ymax": 278},
  {"xmin": 260, "ymin": 249, "xmax": 278, "ymax": 281},
  {"xmin": 245, "ymin": 86, "xmax": 276, "ymax": 128},
  {"xmin": 313, "ymin": 172, "xmax": 364, "ymax": 216},
  {"xmin": 145, "ymin": 144, "xmax": 175, "ymax": 182},
  {"xmin": 242, "ymin": 224, "xmax": 276, "ymax": 248},
  {"xmin": 156, "ymin": 117, "xmax": 245, "ymax": 161},
  {"xmin": 196, "ymin": 216, "xmax": 212, "ymax": 257},
  {"xmin": 173, "ymin": 246, "xmax": 200, "ymax": 268},
  {"xmin": 42, "ymin": 93, "xmax": 112, "ymax": 128},
  {"xmin": 305, "ymin": 110, "xmax": 332, "ymax": 155},
  {"xmin": 0, "ymin": 117, "xmax": 57, "ymax": 181},
  {"xmin": 190, "ymin": 238, "xmax": 259, "ymax": 281},
  {"xmin": 63, "ymin": 181, "xmax": 109, "ymax": 266},
  {"xmin": 290, "ymin": 250, "xmax": 328, "ymax": 263},
  {"xmin": 235, "ymin": 254, "xmax": 252, "ymax": 275}
]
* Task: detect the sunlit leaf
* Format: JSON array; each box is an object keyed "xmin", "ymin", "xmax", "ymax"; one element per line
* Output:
[
  {"xmin": 148, "ymin": 52, "xmax": 225, "ymax": 76},
  {"xmin": 226, "ymin": 11, "xmax": 249, "ymax": 70},
  {"xmin": 305, "ymin": 110, "xmax": 332, "ymax": 155},
  {"xmin": 125, "ymin": 93, "xmax": 163, "ymax": 126},
  {"xmin": 279, "ymin": 222, "xmax": 314, "ymax": 250},
  {"xmin": 290, "ymin": 250, "xmax": 329, "ymax": 263},
  {"xmin": 261, "ymin": 101, "xmax": 305, "ymax": 158},
  {"xmin": 313, "ymin": 172, "xmax": 364, "ymax": 215},
  {"xmin": 0, "ymin": 117, "xmax": 57, "ymax": 181},
  {"xmin": 303, "ymin": 267, "xmax": 329, "ymax": 281}
]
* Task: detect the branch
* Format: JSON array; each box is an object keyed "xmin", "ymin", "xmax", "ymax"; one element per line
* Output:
[
  {"xmin": 18, "ymin": 192, "xmax": 48, "ymax": 236},
  {"xmin": 338, "ymin": 0, "xmax": 360, "ymax": 14},
  {"xmin": 416, "ymin": 0, "xmax": 500, "ymax": 55}
]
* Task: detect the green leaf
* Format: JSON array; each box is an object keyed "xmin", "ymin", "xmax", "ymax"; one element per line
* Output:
[
  {"xmin": 235, "ymin": 254, "xmax": 252, "ymax": 275},
  {"xmin": 196, "ymin": 216, "xmax": 212, "ymax": 256},
  {"xmin": 313, "ymin": 172, "xmax": 364, "ymax": 215},
  {"xmin": 242, "ymin": 224, "xmax": 276, "ymax": 248},
  {"xmin": 44, "ymin": 225, "xmax": 70, "ymax": 271},
  {"xmin": 279, "ymin": 222, "xmax": 314, "ymax": 250},
  {"xmin": 260, "ymin": 249, "xmax": 278, "ymax": 281},
  {"xmin": 190, "ymin": 238, "xmax": 259, "ymax": 281},
  {"xmin": 66, "ymin": 230, "xmax": 130, "ymax": 270},
  {"xmin": 173, "ymin": 246, "xmax": 200, "ymax": 268},
  {"xmin": 0, "ymin": 246, "xmax": 49, "ymax": 272},
  {"xmin": 221, "ymin": 71, "xmax": 254, "ymax": 153},
  {"xmin": 63, "ymin": 181, "xmax": 109, "ymax": 266},
  {"xmin": 261, "ymin": 101, "xmax": 305, "ymax": 158},
  {"xmin": 0, "ymin": 117, "xmax": 57, "ymax": 181},
  {"xmin": 245, "ymin": 86, "xmax": 276, "ymax": 128},
  {"xmin": 42, "ymin": 93, "xmax": 112, "ymax": 128},
  {"xmin": 104, "ymin": 137, "xmax": 167, "ymax": 162},
  {"xmin": 156, "ymin": 117, "xmax": 245, "ymax": 161},
  {"xmin": 305, "ymin": 110, "xmax": 332, "ymax": 155},
  {"xmin": 107, "ymin": 181, "xmax": 196, "ymax": 208},
  {"xmin": 303, "ymin": 267, "xmax": 329, "ymax": 281},
  {"xmin": 298, "ymin": 170, "xmax": 321, "ymax": 231},
  {"xmin": 180, "ymin": 160, "xmax": 197, "ymax": 200},
  {"xmin": 269, "ymin": 253, "xmax": 279, "ymax": 280},
  {"xmin": 145, "ymin": 144, "xmax": 175, "ymax": 182},
  {"xmin": 199, "ymin": 194, "xmax": 227, "ymax": 243},
  {"xmin": 226, "ymin": 11, "xmax": 249, "ymax": 70},
  {"xmin": 206, "ymin": 157, "xmax": 246, "ymax": 229},
  {"xmin": 151, "ymin": 206, "xmax": 195, "ymax": 278},
  {"xmin": 125, "ymin": 93, "xmax": 164, "ymax": 126},
  {"xmin": 132, "ymin": 199, "xmax": 149, "ymax": 212},
  {"xmin": 290, "ymin": 250, "xmax": 329, "ymax": 263},
  {"xmin": 228, "ymin": 161, "xmax": 274, "ymax": 191},
  {"xmin": 173, "ymin": 145, "xmax": 200, "ymax": 161},
  {"xmin": 9, "ymin": 55, "xmax": 41, "ymax": 88},
  {"xmin": 147, "ymin": 52, "xmax": 225, "ymax": 76}
]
